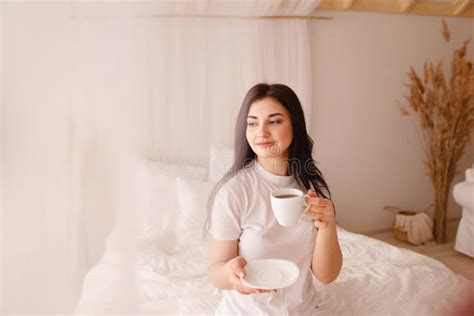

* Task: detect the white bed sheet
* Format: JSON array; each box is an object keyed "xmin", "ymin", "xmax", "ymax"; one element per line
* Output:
[{"xmin": 74, "ymin": 227, "xmax": 473, "ymax": 316}]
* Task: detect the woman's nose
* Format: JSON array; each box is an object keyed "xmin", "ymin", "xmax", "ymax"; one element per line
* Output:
[{"xmin": 257, "ymin": 123, "xmax": 270, "ymax": 137}]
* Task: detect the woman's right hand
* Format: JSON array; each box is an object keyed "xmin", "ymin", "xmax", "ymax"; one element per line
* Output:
[{"xmin": 226, "ymin": 256, "xmax": 276, "ymax": 295}]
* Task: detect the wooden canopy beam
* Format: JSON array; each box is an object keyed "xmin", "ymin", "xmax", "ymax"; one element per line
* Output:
[
  {"xmin": 343, "ymin": 0, "xmax": 355, "ymax": 9},
  {"xmin": 314, "ymin": 0, "xmax": 474, "ymax": 17},
  {"xmin": 399, "ymin": 0, "xmax": 416, "ymax": 13},
  {"xmin": 453, "ymin": 0, "xmax": 471, "ymax": 16}
]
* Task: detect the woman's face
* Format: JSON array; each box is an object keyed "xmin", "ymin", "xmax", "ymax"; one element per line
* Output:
[{"xmin": 246, "ymin": 97, "xmax": 293, "ymax": 159}]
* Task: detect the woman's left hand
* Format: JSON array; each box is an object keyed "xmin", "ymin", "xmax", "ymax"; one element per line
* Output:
[{"xmin": 305, "ymin": 189, "xmax": 335, "ymax": 230}]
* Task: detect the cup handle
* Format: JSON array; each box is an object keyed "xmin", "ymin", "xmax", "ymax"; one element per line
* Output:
[
  {"xmin": 303, "ymin": 201, "xmax": 311, "ymax": 213},
  {"xmin": 300, "ymin": 198, "xmax": 312, "ymax": 221}
]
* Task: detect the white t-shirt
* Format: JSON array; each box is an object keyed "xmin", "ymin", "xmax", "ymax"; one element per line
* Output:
[{"xmin": 209, "ymin": 160, "xmax": 319, "ymax": 316}]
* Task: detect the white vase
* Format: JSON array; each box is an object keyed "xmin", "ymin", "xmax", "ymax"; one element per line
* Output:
[{"xmin": 453, "ymin": 167, "xmax": 474, "ymax": 257}]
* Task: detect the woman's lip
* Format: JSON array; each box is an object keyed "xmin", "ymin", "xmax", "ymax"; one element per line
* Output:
[{"xmin": 257, "ymin": 142, "xmax": 273, "ymax": 147}]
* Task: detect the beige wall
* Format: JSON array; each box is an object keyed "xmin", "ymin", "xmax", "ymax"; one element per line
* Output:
[{"xmin": 309, "ymin": 11, "xmax": 474, "ymax": 234}]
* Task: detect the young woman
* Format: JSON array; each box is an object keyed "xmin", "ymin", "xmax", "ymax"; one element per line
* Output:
[{"xmin": 207, "ymin": 83, "xmax": 342, "ymax": 315}]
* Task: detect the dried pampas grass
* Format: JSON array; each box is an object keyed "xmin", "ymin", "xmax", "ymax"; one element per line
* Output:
[
  {"xmin": 441, "ymin": 18, "xmax": 450, "ymax": 43},
  {"xmin": 399, "ymin": 19, "xmax": 474, "ymax": 243}
]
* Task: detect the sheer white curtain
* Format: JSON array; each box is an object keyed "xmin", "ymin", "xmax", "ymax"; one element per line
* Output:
[{"xmin": 2, "ymin": 0, "xmax": 319, "ymax": 313}]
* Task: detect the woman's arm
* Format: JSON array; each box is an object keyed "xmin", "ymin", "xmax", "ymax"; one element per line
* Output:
[
  {"xmin": 305, "ymin": 190, "xmax": 343, "ymax": 284},
  {"xmin": 207, "ymin": 237, "xmax": 238, "ymax": 290},
  {"xmin": 311, "ymin": 221, "xmax": 342, "ymax": 284}
]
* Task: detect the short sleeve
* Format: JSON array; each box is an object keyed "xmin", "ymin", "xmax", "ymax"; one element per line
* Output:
[{"xmin": 208, "ymin": 185, "xmax": 242, "ymax": 240}]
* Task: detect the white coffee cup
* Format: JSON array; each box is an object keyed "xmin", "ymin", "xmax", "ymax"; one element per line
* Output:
[{"xmin": 270, "ymin": 188, "xmax": 311, "ymax": 226}]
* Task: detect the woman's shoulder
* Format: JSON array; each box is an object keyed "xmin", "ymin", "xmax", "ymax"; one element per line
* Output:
[{"xmin": 216, "ymin": 166, "xmax": 255, "ymax": 195}]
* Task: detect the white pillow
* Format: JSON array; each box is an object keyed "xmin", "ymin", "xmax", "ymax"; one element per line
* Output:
[
  {"xmin": 175, "ymin": 176, "xmax": 215, "ymax": 241},
  {"xmin": 141, "ymin": 160, "xmax": 207, "ymax": 232},
  {"xmin": 209, "ymin": 144, "xmax": 234, "ymax": 182}
]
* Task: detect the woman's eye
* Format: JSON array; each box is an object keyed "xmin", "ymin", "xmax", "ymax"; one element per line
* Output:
[
  {"xmin": 270, "ymin": 121, "xmax": 281, "ymax": 125},
  {"xmin": 247, "ymin": 122, "xmax": 256, "ymax": 127}
]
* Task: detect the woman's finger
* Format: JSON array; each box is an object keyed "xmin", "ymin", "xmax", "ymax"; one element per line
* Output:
[
  {"xmin": 305, "ymin": 196, "xmax": 325, "ymax": 205},
  {"xmin": 306, "ymin": 197, "xmax": 331, "ymax": 207},
  {"xmin": 314, "ymin": 220, "xmax": 328, "ymax": 229},
  {"xmin": 229, "ymin": 270, "xmax": 260, "ymax": 294},
  {"xmin": 231, "ymin": 256, "xmax": 247, "ymax": 278},
  {"xmin": 307, "ymin": 189, "xmax": 318, "ymax": 198},
  {"xmin": 242, "ymin": 287, "xmax": 273, "ymax": 294},
  {"xmin": 236, "ymin": 287, "xmax": 255, "ymax": 295},
  {"xmin": 229, "ymin": 276, "xmax": 254, "ymax": 294},
  {"xmin": 307, "ymin": 207, "xmax": 328, "ymax": 215},
  {"xmin": 234, "ymin": 283, "xmax": 261, "ymax": 295},
  {"xmin": 307, "ymin": 209, "xmax": 334, "ymax": 221},
  {"xmin": 307, "ymin": 213, "xmax": 326, "ymax": 222},
  {"xmin": 231, "ymin": 275, "xmax": 273, "ymax": 294}
]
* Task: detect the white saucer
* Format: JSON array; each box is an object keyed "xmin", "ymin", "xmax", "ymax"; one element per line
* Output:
[{"xmin": 241, "ymin": 259, "xmax": 300, "ymax": 290}]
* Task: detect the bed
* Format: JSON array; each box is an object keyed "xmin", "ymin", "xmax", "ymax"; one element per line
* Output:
[{"xmin": 74, "ymin": 147, "xmax": 473, "ymax": 315}]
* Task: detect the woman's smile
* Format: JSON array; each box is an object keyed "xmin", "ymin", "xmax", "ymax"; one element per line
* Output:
[{"xmin": 257, "ymin": 141, "xmax": 274, "ymax": 148}]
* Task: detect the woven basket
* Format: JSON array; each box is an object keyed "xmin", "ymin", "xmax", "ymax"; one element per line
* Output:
[{"xmin": 393, "ymin": 211, "xmax": 417, "ymax": 243}]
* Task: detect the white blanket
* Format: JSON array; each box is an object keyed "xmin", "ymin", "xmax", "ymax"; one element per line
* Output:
[{"xmin": 74, "ymin": 227, "xmax": 472, "ymax": 315}]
